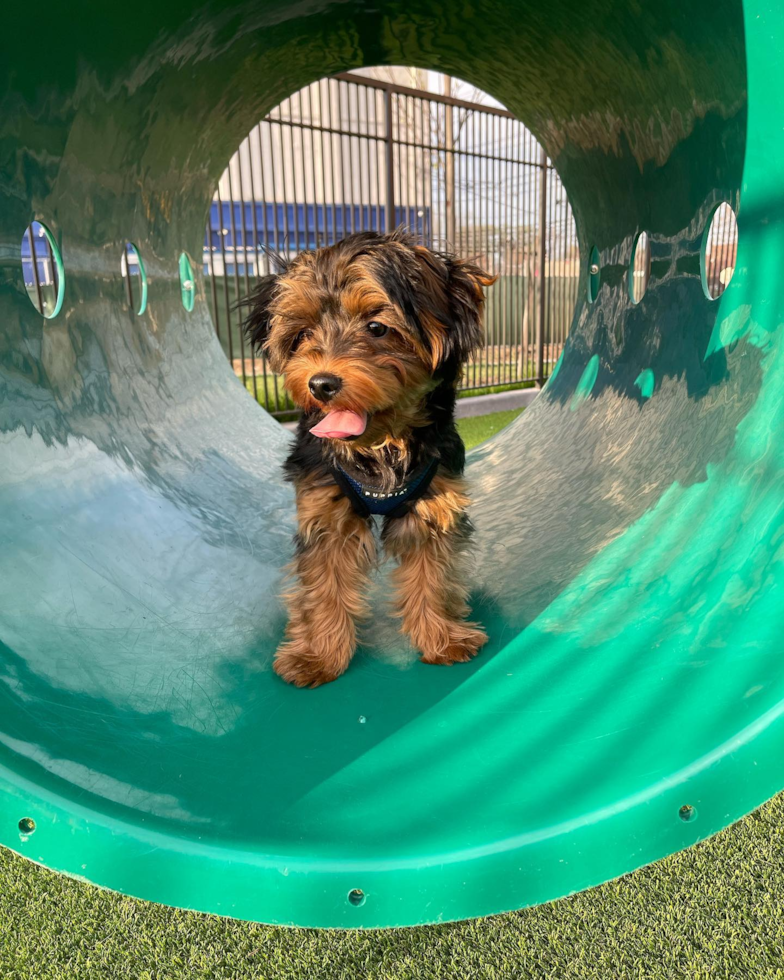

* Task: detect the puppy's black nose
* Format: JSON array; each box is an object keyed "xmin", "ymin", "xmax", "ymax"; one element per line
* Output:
[{"xmin": 308, "ymin": 373, "xmax": 343, "ymax": 401}]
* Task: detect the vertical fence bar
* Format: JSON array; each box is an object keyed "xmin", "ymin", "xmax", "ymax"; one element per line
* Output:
[
  {"xmin": 398, "ymin": 93, "xmax": 405, "ymax": 232},
  {"xmin": 338, "ymin": 81, "xmax": 350, "ymax": 237},
  {"xmin": 215, "ymin": 188, "xmax": 235, "ymax": 367},
  {"xmin": 490, "ymin": 112, "xmax": 497, "ymax": 385},
  {"xmin": 226, "ymin": 163, "xmax": 247, "ymax": 388},
  {"xmin": 513, "ymin": 118, "xmax": 523, "ymax": 383},
  {"xmin": 246, "ymin": 125, "xmax": 272, "ymax": 407},
  {"xmin": 472, "ymin": 108, "xmax": 480, "ymax": 389},
  {"xmin": 235, "ymin": 142, "xmax": 257, "ymax": 401},
  {"xmin": 45, "ymin": 233, "xmax": 57, "ymax": 308},
  {"xmin": 503, "ymin": 115, "xmax": 510, "ymax": 385},
  {"xmin": 550, "ymin": 170, "xmax": 557, "ymax": 366},
  {"xmin": 358, "ymin": 85, "xmax": 369, "ymax": 233},
  {"xmin": 27, "ymin": 221, "xmax": 45, "ymax": 316},
  {"xmin": 423, "ymin": 95, "xmax": 431, "ymax": 245},
  {"xmin": 316, "ymin": 81, "xmax": 332, "ymax": 246},
  {"xmin": 257, "ymin": 123, "xmax": 283, "ymax": 414},
  {"xmin": 399, "ymin": 95, "xmax": 408, "ymax": 233},
  {"xmin": 556, "ymin": 185, "xmax": 562, "ymax": 353},
  {"xmin": 536, "ymin": 145, "xmax": 547, "ymax": 387},
  {"xmin": 288, "ymin": 92, "xmax": 302, "ymax": 253},
  {"xmin": 525, "ymin": 124, "xmax": 539, "ymax": 382},
  {"xmin": 327, "ymin": 81, "xmax": 340, "ymax": 241},
  {"xmin": 384, "ymin": 85, "xmax": 395, "ymax": 232},
  {"xmin": 483, "ymin": 111, "xmax": 492, "ymax": 386},
  {"xmin": 205, "ymin": 214, "xmax": 220, "ymax": 337},
  {"xmin": 549, "ymin": 166, "xmax": 557, "ymax": 375},
  {"xmin": 494, "ymin": 116, "xmax": 501, "ymax": 383},
  {"xmin": 559, "ymin": 177, "xmax": 567, "ymax": 360},
  {"xmin": 122, "ymin": 243, "xmax": 135, "ymax": 313},
  {"xmin": 500, "ymin": 116, "xmax": 507, "ymax": 385},
  {"xmin": 373, "ymin": 88, "xmax": 383, "ymax": 234},
  {"xmin": 444, "ymin": 87, "xmax": 456, "ymax": 248},
  {"xmin": 304, "ymin": 84, "xmax": 319, "ymax": 248},
  {"xmin": 346, "ymin": 85, "xmax": 359, "ymax": 234},
  {"xmin": 266, "ymin": 120, "xmax": 283, "ymax": 258},
  {"xmin": 277, "ymin": 115, "xmax": 291, "ymax": 256},
  {"xmin": 27, "ymin": 225, "xmax": 44, "ymax": 315}
]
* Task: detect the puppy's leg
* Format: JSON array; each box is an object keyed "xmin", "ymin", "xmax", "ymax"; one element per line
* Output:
[
  {"xmin": 383, "ymin": 473, "xmax": 487, "ymax": 665},
  {"xmin": 275, "ymin": 477, "xmax": 375, "ymax": 687}
]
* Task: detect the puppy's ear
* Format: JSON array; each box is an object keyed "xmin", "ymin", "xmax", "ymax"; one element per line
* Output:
[
  {"xmin": 240, "ymin": 273, "xmax": 280, "ymax": 360},
  {"xmin": 408, "ymin": 245, "xmax": 495, "ymax": 370},
  {"xmin": 442, "ymin": 258, "xmax": 496, "ymax": 366}
]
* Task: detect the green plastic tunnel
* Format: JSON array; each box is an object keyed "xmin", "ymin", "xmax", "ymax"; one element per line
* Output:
[{"xmin": 1, "ymin": 0, "xmax": 781, "ymax": 929}]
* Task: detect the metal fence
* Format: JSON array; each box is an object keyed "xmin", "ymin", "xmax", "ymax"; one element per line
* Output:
[{"xmin": 204, "ymin": 72, "xmax": 581, "ymax": 417}]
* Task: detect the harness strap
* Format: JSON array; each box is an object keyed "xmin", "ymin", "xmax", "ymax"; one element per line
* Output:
[{"xmin": 332, "ymin": 456, "xmax": 440, "ymax": 519}]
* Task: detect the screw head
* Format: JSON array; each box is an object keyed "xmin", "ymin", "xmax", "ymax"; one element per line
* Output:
[
  {"xmin": 590, "ymin": 263, "xmax": 600, "ymax": 276},
  {"xmin": 679, "ymin": 804, "xmax": 697, "ymax": 822}
]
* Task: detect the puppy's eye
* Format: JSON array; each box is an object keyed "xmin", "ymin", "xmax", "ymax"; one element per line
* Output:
[
  {"xmin": 289, "ymin": 330, "xmax": 306, "ymax": 354},
  {"xmin": 367, "ymin": 321, "xmax": 388, "ymax": 338}
]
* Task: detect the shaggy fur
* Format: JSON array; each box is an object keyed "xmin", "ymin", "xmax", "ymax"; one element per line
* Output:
[{"xmin": 243, "ymin": 229, "xmax": 494, "ymax": 687}]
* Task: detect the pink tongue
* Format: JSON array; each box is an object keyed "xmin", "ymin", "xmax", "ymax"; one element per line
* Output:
[{"xmin": 310, "ymin": 410, "xmax": 368, "ymax": 439}]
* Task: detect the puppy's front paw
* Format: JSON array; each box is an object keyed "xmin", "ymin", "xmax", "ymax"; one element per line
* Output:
[
  {"xmin": 273, "ymin": 642, "xmax": 345, "ymax": 688},
  {"xmin": 420, "ymin": 624, "xmax": 488, "ymax": 665}
]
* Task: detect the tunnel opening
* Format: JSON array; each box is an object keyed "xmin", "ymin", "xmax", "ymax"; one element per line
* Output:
[{"xmin": 202, "ymin": 68, "xmax": 581, "ymax": 421}]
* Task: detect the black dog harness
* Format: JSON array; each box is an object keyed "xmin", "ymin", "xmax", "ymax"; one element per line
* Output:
[{"xmin": 332, "ymin": 456, "xmax": 439, "ymax": 518}]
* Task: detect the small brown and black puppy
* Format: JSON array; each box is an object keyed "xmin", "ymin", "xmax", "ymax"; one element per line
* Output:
[{"xmin": 243, "ymin": 229, "xmax": 495, "ymax": 687}]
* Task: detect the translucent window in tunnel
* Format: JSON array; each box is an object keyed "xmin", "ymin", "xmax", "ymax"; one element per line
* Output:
[
  {"xmin": 629, "ymin": 231, "xmax": 651, "ymax": 304},
  {"xmin": 202, "ymin": 69, "xmax": 580, "ymax": 418},
  {"xmin": 701, "ymin": 202, "xmax": 738, "ymax": 300},
  {"xmin": 179, "ymin": 252, "xmax": 196, "ymax": 312},
  {"xmin": 121, "ymin": 243, "xmax": 148, "ymax": 315},
  {"xmin": 20, "ymin": 220, "xmax": 64, "ymax": 319},
  {"xmin": 587, "ymin": 246, "xmax": 600, "ymax": 303}
]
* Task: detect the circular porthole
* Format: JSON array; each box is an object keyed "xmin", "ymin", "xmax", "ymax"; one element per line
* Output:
[
  {"xmin": 20, "ymin": 221, "xmax": 65, "ymax": 318},
  {"xmin": 179, "ymin": 252, "xmax": 196, "ymax": 312},
  {"xmin": 122, "ymin": 242, "xmax": 148, "ymax": 315},
  {"xmin": 587, "ymin": 246, "xmax": 600, "ymax": 303},
  {"xmin": 701, "ymin": 202, "xmax": 738, "ymax": 300},
  {"xmin": 629, "ymin": 231, "xmax": 651, "ymax": 304}
]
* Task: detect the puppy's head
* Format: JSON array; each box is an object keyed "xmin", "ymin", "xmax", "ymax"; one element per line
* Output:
[{"xmin": 242, "ymin": 230, "xmax": 494, "ymax": 443}]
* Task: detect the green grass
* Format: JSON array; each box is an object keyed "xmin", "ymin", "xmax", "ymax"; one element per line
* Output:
[
  {"xmin": 2, "ymin": 793, "xmax": 784, "ymax": 979},
  {"xmin": 457, "ymin": 378, "xmax": 537, "ymax": 399},
  {"xmin": 457, "ymin": 407, "xmax": 525, "ymax": 448}
]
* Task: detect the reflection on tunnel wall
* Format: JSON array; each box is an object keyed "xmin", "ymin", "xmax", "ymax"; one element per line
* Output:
[{"xmin": 202, "ymin": 70, "xmax": 580, "ymax": 417}]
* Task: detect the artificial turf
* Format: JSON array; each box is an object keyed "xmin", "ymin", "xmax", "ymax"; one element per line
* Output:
[
  {"xmin": 2, "ymin": 793, "xmax": 783, "ymax": 979},
  {"xmin": 456, "ymin": 407, "xmax": 525, "ymax": 449},
  {"xmin": 3, "ymin": 405, "xmax": 783, "ymax": 978}
]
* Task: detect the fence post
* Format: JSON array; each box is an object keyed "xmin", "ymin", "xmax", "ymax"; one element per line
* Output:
[
  {"xmin": 443, "ymin": 75, "xmax": 456, "ymax": 249},
  {"xmin": 536, "ymin": 146, "xmax": 547, "ymax": 387},
  {"xmin": 384, "ymin": 86, "xmax": 395, "ymax": 233}
]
